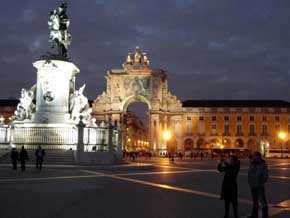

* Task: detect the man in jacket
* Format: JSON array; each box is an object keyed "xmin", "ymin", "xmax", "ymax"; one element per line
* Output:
[
  {"xmin": 35, "ymin": 146, "xmax": 45, "ymax": 171},
  {"xmin": 247, "ymin": 151, "xmax": 269, "ymax": 218},
  {"xmin": 10, "ymin": 148, "xmax": 19, "ymax": 170},
  {"xmin": 19, "ymin": 146, "xmax": 29, "ymax": 172}
]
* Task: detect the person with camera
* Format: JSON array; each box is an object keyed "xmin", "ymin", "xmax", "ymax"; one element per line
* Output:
[{"xmin": 218, "ymin": 155, "xmax": 240, "ymax": 218}]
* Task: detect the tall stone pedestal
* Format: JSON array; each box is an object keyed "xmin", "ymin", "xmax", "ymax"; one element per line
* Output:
[{"xmin": 32, "ymin": 60, "xmax": 79, "ymax": 123}]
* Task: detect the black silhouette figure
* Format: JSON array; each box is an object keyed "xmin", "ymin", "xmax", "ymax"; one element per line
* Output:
[
  {"xmin": 218, "ymin": 155, "xmax": 240, "ymax": 218},
  {"xmin": 10, "ymin": 148, "xmax": 19, "ymax": 170},
  {"xmin": 19, "ymin": 146, "xmax": 29, "ymax": 172},
  {"xmin": 35, "ymin": 146, "xmax": 45, "ymax": 171},
  {"xmin": 247, "ymin": 151, "xmax": 269, "ymax": 218}
]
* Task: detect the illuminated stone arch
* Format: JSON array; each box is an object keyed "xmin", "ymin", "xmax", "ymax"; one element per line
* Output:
[
  {"xmin": 222, "ymin": 138, "xmax": 231, "ymax": 148},
  {"xmin": 184, "ymin": 138, "xmax": 194, "ymax": 151},
  {"xmin": 235, "ymin": 138, "xmax": 244, "ymax": 148},
  {"xmin": 92, "ymin": 47, "xmax": 183, "ymax": 153},
  {"xmin": 196, "ymin": 138, "xmax": 206, "ymax": 149}
]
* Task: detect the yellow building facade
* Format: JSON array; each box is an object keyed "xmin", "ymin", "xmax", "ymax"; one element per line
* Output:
[{"xmin": 182, "ymin": 100, "xmax": 290, "ymax": 154}]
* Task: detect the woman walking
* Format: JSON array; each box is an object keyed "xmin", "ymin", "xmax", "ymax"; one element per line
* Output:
[{"xmin": 218, "ymin": 155, "xmax": 240, "ymax": 218}]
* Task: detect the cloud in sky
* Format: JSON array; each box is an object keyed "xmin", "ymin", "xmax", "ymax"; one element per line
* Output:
[{"xmin": 1, "ymin": 0, "xmax": 290, "ymax": 101}]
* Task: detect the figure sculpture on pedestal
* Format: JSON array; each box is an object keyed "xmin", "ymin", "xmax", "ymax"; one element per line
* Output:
[
  {"xmin": 15, "ymin": 89, "xmax": 35, "ymax": 121},
  {"xmin": 70, "ymin": 84, "xmax": 92, "ymax": 122},
  {"xmin": 0, "ymin": 116, "xmax": 4, "ymax": 125},
  {"xmin": 48, "ymin": 1, "xmax": 71, "ymax": 59}
]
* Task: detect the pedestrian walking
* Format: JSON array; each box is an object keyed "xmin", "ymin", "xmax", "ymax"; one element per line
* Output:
[
  {"xmin": 10, "ymin": 148, "xmax": 19, "ymax": 170},
  {"xmin": 200, "ymin": 152, "xmax": 204, "ymax": 160},
  {"xmin": 247, "ymin": 151, "xmax": 269, "ymax": 218},
  {"xmin": 19, "ymin": 146, "xmax": 28, "ymax": 172},
  {"xmin": 178, "ymin": 152, "xmax": 183, "ymax": 160},
  {"xmin": 169, "ymin": 152, "xmax": 174, "ymax": 163},
  {"xmin": 148, "ymin": 151, "xmax": 152, "ymax": 159},
  {"xmin": 35, "ymin": 146, "xmax": 45, "ymax": 171},
  {"xmin": 218, "ymin": 155, "xmax": 240, "ymax": 218}
]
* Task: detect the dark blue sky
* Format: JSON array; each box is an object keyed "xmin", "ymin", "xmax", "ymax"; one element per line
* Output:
[{"xmin": 1, "ymin": 0, "xmax": 290, "ymax": 101}]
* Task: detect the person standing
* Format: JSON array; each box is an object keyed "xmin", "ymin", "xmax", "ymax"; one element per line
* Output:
[
  {"xmin": 19, "ymin": 146, "xmax": 29, "ymax": 172},
  {"xmin": 247, "ymin": 152, "xmax": 269, "ymax": 218},
  {"xmin": 218, "ymin": 155, "xmax": 240, "ymax": 218},
  {"xmin": 200, "ymin": 152, "xmax": 204, "ymax": 160},
  {"xmin": 35, "ymin": 146, "xmax": 45, "ymax": 171},
  {"xmin": 10, "ymin": 148, "xmax": 19, "ymax": 170}
]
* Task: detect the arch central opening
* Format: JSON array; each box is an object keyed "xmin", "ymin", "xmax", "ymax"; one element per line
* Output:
[{"xmin": 123, "ymin": 101, "xmax": 150, "ymax": 153}]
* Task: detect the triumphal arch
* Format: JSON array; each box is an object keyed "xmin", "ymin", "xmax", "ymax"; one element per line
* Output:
[{"xmin": 92, "ymin": 47, "xmax": 183, "ymax": 152}]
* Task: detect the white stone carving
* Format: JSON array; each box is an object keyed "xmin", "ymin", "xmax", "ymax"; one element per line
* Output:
[
  {"xmin": 0, "ymin": 116, "xmax": 4, "ymax": 125},
  {"xmin": 15, "ymin": 88, "xmax": 35, "ymax": 121},
  {"xmin": 70, "ymin": 84, "xmax": 92, "ymax": 122}
]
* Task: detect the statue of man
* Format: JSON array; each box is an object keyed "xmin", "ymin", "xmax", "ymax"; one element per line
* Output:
[{"xmin": 48, "ymin": 1, "xmax": 71, "ymax": 59}]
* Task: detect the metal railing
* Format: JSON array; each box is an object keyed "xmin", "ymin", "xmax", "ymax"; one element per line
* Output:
[{"xmin": 0, "ymin": 123, "xmax": 120, "ymax": 152}]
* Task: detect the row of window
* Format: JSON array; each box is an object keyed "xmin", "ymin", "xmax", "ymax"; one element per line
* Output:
[
  {"xmin": 187, "ymin": 115, "xmax": 284, "ymax": 122},
  {"xmin": 210, "ymin": 124, "xmax": 288, "ymax": 134}
]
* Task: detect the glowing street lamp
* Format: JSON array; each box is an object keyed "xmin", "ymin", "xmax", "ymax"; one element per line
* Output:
[
  {"xmin": 163, "ymin": 130, "xmax": 172, "ymax": 154},
  {"xmin": 278, "ymin": 132, "xmax": 287, "ymax": 140},
  {"xmin": 163, "ymin": 130, "xmax": 172, "ymax": 141}
]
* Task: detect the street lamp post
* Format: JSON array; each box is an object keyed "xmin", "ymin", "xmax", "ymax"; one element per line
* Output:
[
  {"xmin": 163, "ymin": 130, "xmax": 172, "ymax": 155},
  {"xmin": 278, "ymin": 131, "xmax": 287, "ymax": 159}
]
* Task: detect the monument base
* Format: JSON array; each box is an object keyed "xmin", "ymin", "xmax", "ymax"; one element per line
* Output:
[
  {"xmin": 11, "ymin": 122, "xmax": 77, "ymax": 150},
  {"xmin": 32, "ymin": 59, "xmax": 79, "ymax": 124}
]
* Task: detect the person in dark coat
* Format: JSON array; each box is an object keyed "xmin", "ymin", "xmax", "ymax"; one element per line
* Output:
[
  {"xmin": 19, "ymin": 146, "xmax": 28, "ymax": 172},
  {"xmin": 218, "ymin": 155, "xmax": 240, "ymax": 218},
  {"xmin": 10, "ymin": 148, "xmax": 19, "ymax": 170},
  {"xmin": 35, "ymin": 146, "xmax": 45, "ymax": 171},
  {"xmin": 247, "ymin": 151, "xmax": 269, "ymax": 218},
  {"xmin": 200, "ymin": 152, "xmax": 204, "ymax": 160}
]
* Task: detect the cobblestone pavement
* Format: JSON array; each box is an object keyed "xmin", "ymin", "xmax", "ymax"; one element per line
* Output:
[{"xmin": 0, "ymin": 158, "xmax": 289, "ymax": 218}]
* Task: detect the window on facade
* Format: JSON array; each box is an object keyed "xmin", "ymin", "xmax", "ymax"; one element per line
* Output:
[
  {"xmin": 275, "ymin": 116, "xmax": 280, "ymax": 122},
  {"xmin": 288, "ymin": 125, "xmax": 290, "ymax": 133},
  {"xmin": 262, "ymin": 116, "xmax": 267, "ymax": 122},
  {"xmin": 275, "ymin": 124, "xmax": 280, "ymax": 131},
  {"xmin": 262, "ymin": 125, "xmax": 268, "ymax": 134},
  {"xmin": 237, "ymin": 116, "xmax": 242, "ymax": 121},
  {"xmin": 199, "ymin": 116, "xmax": 204, "ymax": 121},
  {"xmin": 212, "ymin": 116, "xmax": 217, "ymax": 121},
  {"xmin": 224, "ymin": 116, "xmax": 229, "ymax": 121},
  {"xmin": 211, "ymin": 124, "xmax": 217, "ymax": 135},
  {"xmin": 186, "ymin": 115, "xmax": 191, "ymax": 121},
  {"xmin": 249, "ymin": 116, "xmax": 255, "ymax": 121},
  {"xmin": 288, "ymin": 117, "xmax": 290, "ymax": 122},
  {"xmin": 249, "ymin": 125, "xmax": 255, "ymax": 134},
  {"xmin": 237, "ymin": 125, "xmax": 242, "ymax": 134},
  {"xmin": 224, "ymin": 125, "xmax": 230, "ymax": 135}
]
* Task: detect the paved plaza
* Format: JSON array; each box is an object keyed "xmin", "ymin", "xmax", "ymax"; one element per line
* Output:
[{"xmin": 0, "ymin": 158, "xmax": 290, "ymax": 218}]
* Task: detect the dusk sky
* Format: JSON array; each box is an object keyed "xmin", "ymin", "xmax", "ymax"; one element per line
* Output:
[{"xmin": 1, "ymin": 0, "xmax": 290, "ymax": 102}]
